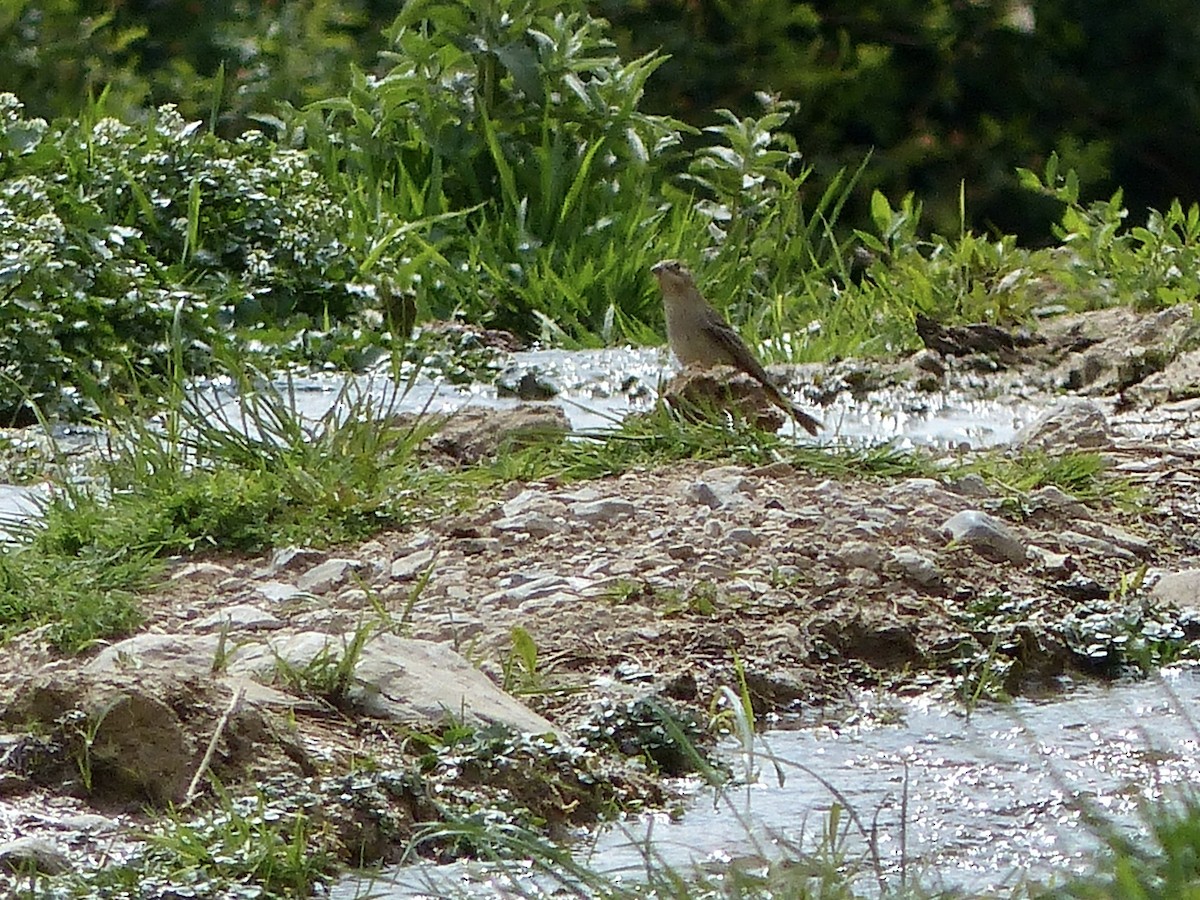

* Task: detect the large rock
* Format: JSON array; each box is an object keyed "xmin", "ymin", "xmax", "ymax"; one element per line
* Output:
[
  {"xmin": 1012, "ymin": 398, "xmax": 1113, "ymax": 453},
  {"xmin": 1151, "ymin": 569, "xmax": 1200, "ymax": 610},
  {"xmin": 228, "ymin": 633, "xmax": 555, "ymax": 735},
  {"xmin": 942, "ymin": 510, "xmax": 1028, "ymax": 566}
]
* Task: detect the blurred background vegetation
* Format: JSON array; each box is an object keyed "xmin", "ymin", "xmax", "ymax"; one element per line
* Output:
[
  {"xmin": 4, "ymin": 0, "xmax": 1200, "ymax": 423},
  {"xmin": 5, "ymin": 0, "xmax": 1199, "ymax": 239}
]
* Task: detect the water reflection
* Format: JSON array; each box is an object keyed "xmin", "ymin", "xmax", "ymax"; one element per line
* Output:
[{"xmin": 341, "ymin": 670, "xmax": 1200, "ymax": 897}]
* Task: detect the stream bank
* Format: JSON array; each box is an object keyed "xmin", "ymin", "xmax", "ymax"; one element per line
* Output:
[{"xmin": 0, "ymin": 305, "xmax": 1199, "ymax": 893}]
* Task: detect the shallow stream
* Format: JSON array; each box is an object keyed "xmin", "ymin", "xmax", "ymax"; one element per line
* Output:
[
  {"xmin": 0, "ymin": 346, "xmax": 1048, "ymax": 535},
  {"xmin": 339, "ymin": 669, "xmax": 1200, "ymax": 897}
]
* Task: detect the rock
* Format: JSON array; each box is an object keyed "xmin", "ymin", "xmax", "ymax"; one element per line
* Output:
[
  {"xmin": 297, "ymin": 558, "xmax": 363, "ymax": 594},
  {"xmin": 1150, "ymin": 570, "xmax": 1200, "ymax": 609},
  {"xmin": 819, "ymin": 610, "xmax": 922, "ymax": 668},
  {"xmin": 1028, "ymin": 485, "xmax": 1091, "ymax": 520},
  {"xmin": 684, "ymin": 480, "xmax": 721, "ymax": 509},
  {"xmin": 391, "ymin": 547, "xmax": 438, "ymax": 580},
  {"xmin": 195, "ymin": 605, "xmax": 281, "ymax": 632},
  {"xmin": 942, "ymin": 510, "xmax": 1028, "ymax": 565},
  {"xmin": 87, "ymin": 633, "xmax": 225, "ymax": 675},
  {"xmin": 4, "ymin": 674, "xmax": 195, "ymax": 806},
  {"xmin": 257, "ymin": 546, "xmax": 322, "ymax": 578},
  {"xmin": 1028, "ymin": 546, "xmax": 1075, "ymax": 578},
  {"xmin": 847, "ymin": 569, "xmax": 882, "ymax": 588},
  {"xmin": 570, "ymin": 497, "xmax": 637, "ymax": 524},
  {"xmin": 1055, "ymin": 572, "xmax": 1108, "ymax": 602},
  {"xmin": 255, "ymin": 580, "xmax": 307, "ymax": 603},
  {"xmin": 911, "ymin": 348, "xmax": 946, "ymax": 376},
  {"xmin": 724, "ymin": 528, "xmax": 762, "ymax": 547},
  {"xmin": 495, "ymin": 365, "xmax": 559, "ymax": 400},
  {"xmin": 492, "ymin": 511, "xmax": 568, "ymax": 538},
  {"xmin": 427, "ymin": 405, "xmax": 569, "ymax": 464},
  {"xmin": 169, "ymin": 561, "xmax": 234, "ymax": 581},
  {"xmin": 915, "ymin": 314, "xmax": 1038, "ymax": 358},
  {"xmin": 1057, "ymin": 530, "xmax": 1138, "ymax": 563},
  {"xmin": 838, "ymin": 540, "xmax": 883, "ymax": 571},
  {"xmin": 501, "ymin": 489, "xmax": 566, "ymax": 517},
  {"xmin": 1012, "ymin": 398, "xmax": 1114, "ymax": 452},
  {"xmin": 662, "ymin": 368, "xmax": 787, "ymax": 431},
  {"xmin": 228, "ymin": 633, "xmax": 556, "ymax": 735},
  {"xmin": 946, "ymin": 474, "xmax": 992, "ymax": 499},
  {"xmin": 0, "ymin": 836, "xmax": 70, "ymax": 875},
  {"xmin": 1094, "ymin": 524, "xmax": 1155, "ymax": 560},
  {"xmin": 888, "ymin": 547, "xmax": 944, "ymax": 588},
  {"xmin": 1133, "ymin": 347, "xmax": 1200, "ymax": 404}
]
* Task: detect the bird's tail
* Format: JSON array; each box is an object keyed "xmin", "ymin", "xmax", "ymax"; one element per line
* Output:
[{"xmin": 763, "ymin": 383, "xmax": 822, "ymax": 435}]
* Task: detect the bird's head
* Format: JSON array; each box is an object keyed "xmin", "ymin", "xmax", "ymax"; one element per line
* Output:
[{"xmin": 651, "ymin": 259, "xmax": 695, "ymax": 294}]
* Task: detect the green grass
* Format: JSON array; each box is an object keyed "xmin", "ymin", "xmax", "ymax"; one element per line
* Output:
[
  {"xmin": 958, "ymin": 449, "xmax": 1141, "ymax": 512},
  {"xmin": 21, "ymin": 791, "xmax": 338, "ymax": 898},
  {"xmin": 0, "ymin": 366, "xmax": 1141, "ymax": 656}
]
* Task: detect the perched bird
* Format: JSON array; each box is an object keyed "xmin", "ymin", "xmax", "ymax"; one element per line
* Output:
[{"xmin": 651, "ymin": 259, "xmax": 822, "ymax": 435}]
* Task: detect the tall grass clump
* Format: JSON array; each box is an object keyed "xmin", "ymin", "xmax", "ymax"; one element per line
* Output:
[
  {"xmin": 294, "ymin": 0, "xmax": 695, "ymax": 344},
  {"xmin": 0, "ymin": 355, "xmax": 457, "ymax": 651}
]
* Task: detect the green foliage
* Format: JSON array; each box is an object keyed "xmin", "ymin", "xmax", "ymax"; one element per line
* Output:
[
  {"xmin": 0, "ymin": 361, "xmax": 454, "ymax": 651},
  {"xmin": 605, "ymin": 0, "xmax": 1200, "ymax": 240},
  {"xmin": 273, "ymin": 623, "xmax": 376, "ymax": 710},
  {"xmin": 39, "ymin": 791, "xmax": 337, "ymax": 898},
  {"xmin": 1, "ymin": 0, "xmax": 378, "ymax": 132},
  {"xmin": 1050, "ymin": 795, "xmax": 1200, "ymax": 899},
  {"xmin": 0, "ymin": 550, "xmax": 145, "ymax": 652},
  {"xmin": 295, "ymin": 0, "xmax": 692, "ymax": 342},
  {"xmin": 578, "ymin": 698, "xmax": 712, "ymax": 777},
  {"xmin": 0, "ymin": 93, "xmax": 436, "ymax": 420}
]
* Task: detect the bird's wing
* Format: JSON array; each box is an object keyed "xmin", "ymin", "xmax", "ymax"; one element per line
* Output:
[{"xmin": 705, "ymin": 316, "xmax": 775, "ymax": 384}]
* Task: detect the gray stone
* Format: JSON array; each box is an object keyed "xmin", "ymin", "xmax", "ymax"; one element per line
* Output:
[
  {"xmin": 838, "ymin": 540, "xmax": 883, "ymax": 571},
  {"xmin": 255, "ymin": 580, "xmax": 307, "ymax": 603},
  {"xmin": 942, "ymin": 510, "xmax": 1028, "ymax": 565},
  {"xmin": 231, "ymin": 633, "xmax": 555, "ymax": 734},
  {"xmin": 195, "ymin": 605, "xmax": 281, "ymax": 632},
  {"xmin": 492, "ymin": 511, "xmax": 568, "ymax": 537},
  {"xmin": 1095, "ymin": 524, "xmax": 1155, "ymax": 560},
  {"xmin": 0, "ymin": 836, "xmax": 71, "ymax": 875},
  {"xmin": 724, "ymin": 528, "xmax": 762, "ymax": 547},
  {"xmin": 685, "ymin": 480, "xmax": 721, "ymax": 509},
  {"xmin": 1029, "ymin": 485, "xmax": 1091, "ymax": 519},
  {"xmin": 1012, "ymin": 398, "xmax": 1114, "ymax": 452},
  {"xmin": 947, "ymin": 474, "xmax": 991, "ymax": 499},
  {"xmin": 296, "ymin": 557, "xmax": 362, "ymax": 594},
  {"xmin": 889, "ymin": 547, "xmax": 944, "ymax": 588},
  {"xmin": 257, "ymin": 546, "xmax": 322, "ymax": 578},
  {"xmin": 847, "ymin": 569, "xmax": 881, "ymax": 588},
  {"xmin": 501, "ymin": 489, "xmax": 565, "ymax": 518},
  {"xmin": 391, "ymin": 547, "xmax": 438, "ymax": 580},
  {"xmin": 87, "ymin": 633, "xmax": 225, "ymax": 675},
  {"xmin": 1135, "ymin": 348, "xmax": 1200, "ymax": 404},
  {"xmin": 570, "ymin": 498, "xmax": 637, "ymax": 524},
  {"xmin": 1057, "ymin": 530, "xmax": 1138, "ymax": 563},
  {"xmin": 169, "ymin": 561, "xmax": 234, "ymax": 581},
  {"xmin": 1150, "ymin": 569, "xmax": 1200, "ymax": 609},
  {"xmin": 1028, "ymin": 546, "xmax": 1074, "ymax": 577}
]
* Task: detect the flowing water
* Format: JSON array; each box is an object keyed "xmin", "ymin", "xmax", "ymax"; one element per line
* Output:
[
  {"xmin": 337, "ymin": 669, "xmax": 1200, "ymax": 898},
  {"xmin": 0, "ymin": 347, "xmax": 1048, "ymax": 534}
]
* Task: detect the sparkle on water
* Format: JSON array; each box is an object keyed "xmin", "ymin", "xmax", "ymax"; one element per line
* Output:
[{"xmin": 339, "ymin": 670, "xmax": 1200, "ymax": 898}]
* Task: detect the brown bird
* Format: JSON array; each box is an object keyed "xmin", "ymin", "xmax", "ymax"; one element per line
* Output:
[{"xmin": 651, "ymin": 259, "xmax": 822, "ymax": 435}]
